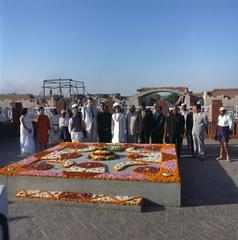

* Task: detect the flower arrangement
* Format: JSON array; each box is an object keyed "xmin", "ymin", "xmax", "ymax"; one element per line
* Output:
[
  {"xmin": 40, "ymin": 148, "xmax": 81, "ymax": 160},
  {"xmin": 33, "ymin": 150, "xmax": 54, "ymax": 160},
  {"xmin": 0, "ymin": 143, "xmax": 180, "ymax": 183},
  {"xmin": 112, "ymin": 161, "xmax": 147, "ymax": 171},
  {"xmin": 63, "ymin": 162, "xmax": 107, "ymax": 178},
  {"xmin": 161, "ymin": 159, "xmax": 177, "ymax": 172},
  {"xmin": 105, "ymin": 144, "xmax": 125, "ymax": 152},
  {"xmin": 133, "ymin": 166, "xmax": 160, "ymax": 174},
  {"xmin": 95, "ymin": 172, "xmax": 149, "ymax": 182},
  {"xmin": 127, "ymin": 152, "xmax": 162, "ymax": 164},
  {"xmin": 24, "ymin": 162, "xmax": 54, "ymax": 171},
  {"xmin": 16, "ymin": 189, "xmax": 143, "ymax": 206},
  {"xmin": 88, "ymin": 150, "xmax": 118, "ymax": 161}
]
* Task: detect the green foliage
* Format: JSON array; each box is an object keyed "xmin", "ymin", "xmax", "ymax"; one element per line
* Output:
[{"xmin": 167, "ymin": 93, "xmax": 179, "ymax": 104}]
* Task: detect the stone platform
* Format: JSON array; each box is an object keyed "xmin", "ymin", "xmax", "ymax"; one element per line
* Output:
[{"xmin": 0, "ymin": 143, "xmax": 180, "ymax": 207}]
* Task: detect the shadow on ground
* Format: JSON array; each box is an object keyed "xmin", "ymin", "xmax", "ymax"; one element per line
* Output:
[
  {"xmin": 9, "ymin": 216, "xmax": 30, "ymax": 222},
  {"xmin": 181, "ymin": 143, "xmax": 238, "ymax": 207}
]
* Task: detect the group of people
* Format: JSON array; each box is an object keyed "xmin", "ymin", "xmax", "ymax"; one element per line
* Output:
[{"xmin": 19, "ymin": 97, "xmax": 233, "ymax": 161}]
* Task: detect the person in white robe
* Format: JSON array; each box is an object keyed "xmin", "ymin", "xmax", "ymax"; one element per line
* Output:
[
  {"xmin": 20, "ymin": 108, "xmax": 35, "ymax": 155},
  {"xmin": 49, "ymin": 109, "xmax": 60, "ymax": 145},
  {"xmin": 111, "ymin": 103, "xmax": 126, "ymax": 144},
  {"xmin": 81, "ymin": 97, "xmax": 97, "ymax": 142},
  {"xmin": 126, "ymin": 105, "xmax": 139, "ymax": 143}
]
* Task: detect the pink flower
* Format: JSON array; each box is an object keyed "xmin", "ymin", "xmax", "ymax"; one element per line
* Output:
[
  {"xmin": 161, "ymin": 148, "xmax": 176, "ymax": 155},
  {"xmin": 18, "ymin": 169, "xmax": 65, "ymax": 178},
  {"xmin": 161, "ymin": 160, "xmax": 177, "ymax": 171},
  {"xmin": 95, "ymin": 172, "xmax": 148, "ymax": 181}
]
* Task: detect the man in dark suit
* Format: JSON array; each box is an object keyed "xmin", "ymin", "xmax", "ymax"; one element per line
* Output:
[
  {"xmin": 186, "ymin": 109, "xmax": 194, "ymax": 155},
  {"xmin": 166, "ymin": 105, "xmax": 185, "ymax": 159},
  {"xmin": 97, "ymin": 103, "xmax": 112, "ymax": 143},
  {"xmin": 151, "ymin": 104, "xmax": 166, "ymax": 144},
  {"xmin": 138, "ymin": 102, "xmax": 153, "ymax": 143}
]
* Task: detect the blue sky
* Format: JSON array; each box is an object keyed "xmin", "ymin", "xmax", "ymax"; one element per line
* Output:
[{"xmin": 0, "ymin": 0, "xmax": 238, "ymax": 96}]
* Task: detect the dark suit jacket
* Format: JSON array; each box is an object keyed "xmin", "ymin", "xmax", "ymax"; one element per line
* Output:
[
  {"xmin": 97, "ymin": 111, "xmax": 112, "ymax": 134},
  {"xmin": 152, "ymin": 112, "xmax": 166, "ymax": 136},
  {"xmin": 138, "ymin": 109, "xmax": 153, "ymax": 133},
  {"xmin": 166, "ymin": 113, "xmax": 185, "ymax": 138},
  {"xmin": 186, "ymin": 111, "xmax": 193, "ymax": 134}
]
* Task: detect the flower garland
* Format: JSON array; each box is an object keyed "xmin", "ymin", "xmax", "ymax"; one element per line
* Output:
[
  {"xmin": 161, "ymin": 152, "xmax": 177, "ymax": 162},
  {"xmin": 24, "ymin": 162, "xmax": 54, "ymax": 171},
  {"xmin": 95, "ymin": 172, "xmax": 149, "ymax": 182},
  {"xmin": 18, "ymin": 169, "xmax": 65, "ymax": 178},
  {"xmin": 40, "ymin": 148, "xmax": 81, "ymax": 160},
  {"xmin": 127, "ymin": 152, "xmax": 162, "ymax": 164},
  {"xmin": 112, "ymin": 161, "xmax": 148, "ymax": 171},
  {"xmin": 105, "ymin": 144, "xmax": 125, "ymax": 152},
  {"xmin": 16, "ymin": 189, "xmax": 143, "ymax": 206},
  {"xmin": 88, "ymin": 151, "xmax": 118, "ymax": 161},
  {"xmin": 33, "ymin": 150, "xmax": 54, "ymax": 160},
  {"xmin": 133, "ymin": 166, "xmax": 160, "ymax": 174}
]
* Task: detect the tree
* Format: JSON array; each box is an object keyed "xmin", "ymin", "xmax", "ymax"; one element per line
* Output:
[{"xmin": 167, "ymin": 93, "xmax": 180, "ymax": 104}]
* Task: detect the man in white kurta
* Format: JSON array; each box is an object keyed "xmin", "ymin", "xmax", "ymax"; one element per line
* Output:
[
  {"xmin": 126, "ymin": 105, "xmax": 139, "ymax": 143},
  {"xmin": 49, "ymin": 109, "xmax": 60, "ymax": 145}
]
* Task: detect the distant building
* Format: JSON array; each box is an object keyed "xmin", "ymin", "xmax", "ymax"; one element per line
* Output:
[{"xmin": 0, "ymin": 94, "xmax": 37, "ymax": 108}]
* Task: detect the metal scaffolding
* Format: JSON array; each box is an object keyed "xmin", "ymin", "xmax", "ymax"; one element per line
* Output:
[{"xmin": 38, "ymin": 78, "xmax": 87, "ymax": 104}]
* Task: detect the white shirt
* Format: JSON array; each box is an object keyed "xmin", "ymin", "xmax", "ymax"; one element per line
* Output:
[
  {"xmin": 217, "ymin": 114, "xmax": 233, "ymax": 130},
  {"xmin": 59, "ymin": 116, "xmax": 69, "ymax": 127}
]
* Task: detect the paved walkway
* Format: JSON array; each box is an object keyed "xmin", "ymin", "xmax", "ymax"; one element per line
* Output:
[{"xmin": 1, "ymin": 138, "xmax": 238, "ymax": 239}]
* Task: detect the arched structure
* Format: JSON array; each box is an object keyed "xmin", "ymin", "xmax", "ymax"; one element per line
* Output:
[{"xmin": 128, "ymin": 87, "xmax": 194, "ymax": 106}]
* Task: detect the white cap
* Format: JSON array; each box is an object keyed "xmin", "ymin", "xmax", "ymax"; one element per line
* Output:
[
  {"xmin": 72, "ymin": 104, "xmax": 78, "ymax": 109},
  {"xmin": 113, "ymin": 102, "xmax": 121, "ymax": 108},
  {"xmin": 220, "ymin": 107, "xmax": 226, "ymax": 111},
  {"xmin": 61, "ymin": 110, "xmax": 66, "ymax": 114},
  {"xmin": 181, "ymin": 103, "xmax": 186, "ymax": 106}
]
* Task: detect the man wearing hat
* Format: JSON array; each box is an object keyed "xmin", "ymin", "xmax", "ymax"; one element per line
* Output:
[
  {"xmin": 59, "ymin": 110, "xmax": 70, "ymax": 142},
  {"xmin": 68, "ymin": 104, "xmax": 84, "ymax": 142},
  {"xmin": 215, "ymin": 107, "xmax": 233, "ymax": 161}
]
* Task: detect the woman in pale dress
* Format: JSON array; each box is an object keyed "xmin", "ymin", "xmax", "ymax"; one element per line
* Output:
[
  {"xmin": 20, "ymin": 108, "xmax": 35, "ymax": 155},
  {"xmin": 49, "ymin": 109, "xmax": 60, "ymax": 145},
  {"xmin": 111, "ymin": 103, "xmax": 126, "ymax": 143}
]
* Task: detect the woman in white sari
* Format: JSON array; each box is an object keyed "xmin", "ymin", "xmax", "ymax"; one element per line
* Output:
[
  {"xmin": 111, "ymin": 103, "xmax": 126, "ymax": 143},
  {"xmin": 20, "ymin": 108, "xmax": 35, "ymax": 155}
]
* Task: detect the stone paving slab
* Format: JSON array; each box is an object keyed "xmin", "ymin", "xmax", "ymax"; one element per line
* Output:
[{"xmin": 1, "ymin": 137, "xmax": 238, "ymax": 239}]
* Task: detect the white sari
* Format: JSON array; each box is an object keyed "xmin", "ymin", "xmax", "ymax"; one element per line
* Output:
[
  {"xmin": 111, "ymin": 113, "xmax": 126, "ymax": 143},
  {"xmin": 20, "ymin": 115, "xmax": 35, "ymax": 155}
]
